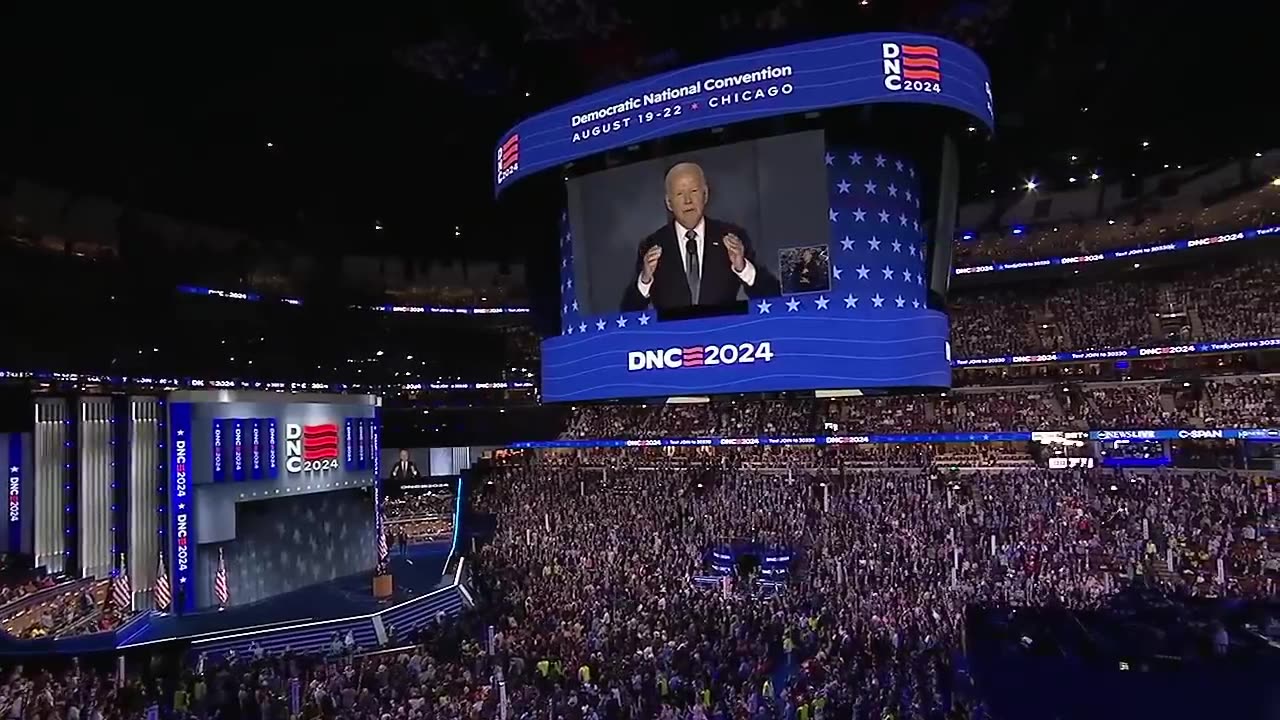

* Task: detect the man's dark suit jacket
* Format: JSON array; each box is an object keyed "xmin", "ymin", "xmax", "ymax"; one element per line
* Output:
[
  {"xmin": 390, "ymin": 461, "xmax": 420, "ymax": 481},
  {"xmin": 619, "ymin": 218, "xmax": 781, "ymax": 312}
]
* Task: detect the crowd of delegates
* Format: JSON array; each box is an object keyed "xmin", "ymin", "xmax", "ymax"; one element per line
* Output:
[
  {"xmin": 561, "ymin": 376, "xmax": 1280, "ymax": 440},
  {"xmin": 950, "ymin": 254, "xmax": 1280, "ymax": 358},
  {"xmin": 382, "ymin": 492, "xmax": 457, "ymax": 546},
  {"xmin": 0, "ymin": 574, "xmax": 60, "ymax": 607}
]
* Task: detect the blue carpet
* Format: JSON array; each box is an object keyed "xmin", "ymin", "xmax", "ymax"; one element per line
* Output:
[{"xmin": 128, "ymin": 542, "xmax": 450, "ymax": 643}]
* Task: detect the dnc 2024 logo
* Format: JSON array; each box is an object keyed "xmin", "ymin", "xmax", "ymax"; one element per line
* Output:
[
  {"xmin": 627, "ymin": 342, "xmax": 775, "ymax": 371},
  {"xmin": 496, "ymin": 134, "xmax": 520, "ymax": 185},
  {"xmin": 285, "ymin": 423, "xmax": 340, "ymax": 473},
  {"xmin": 881, "ymin": 42, "xmax": 941, "ymax": 94}
]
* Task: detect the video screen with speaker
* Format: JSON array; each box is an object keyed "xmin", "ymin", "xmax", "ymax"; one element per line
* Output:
[{"xmin": 496, "ymin": 32, "xmax": 995, "ymax": 402}]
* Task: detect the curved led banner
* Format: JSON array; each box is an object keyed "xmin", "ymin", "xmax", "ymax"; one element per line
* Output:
[
  {"xmin": 508, "ymin": 427, "xmax": 1280, "ymax": 449},
  {"xmin": 494, "ymin": 33, "xmax": 994, "ymax": 193},
  {"xmin": 954, "ymin": 337, "xmax": 1280, "ymax": 368},
  {"xmin": 954, "ymin": 225, "xmax": 1280, "ymax": 276}
]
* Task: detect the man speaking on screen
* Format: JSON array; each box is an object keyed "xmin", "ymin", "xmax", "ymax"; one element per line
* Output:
[{"xmin": 620, "ymin": 162, "xmax": 780, "ymax": 313}]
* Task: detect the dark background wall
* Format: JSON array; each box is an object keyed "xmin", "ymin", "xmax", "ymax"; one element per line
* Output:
[{"xmin": 196, "ymin": 487, "xmax": 374, "ymax": 607}]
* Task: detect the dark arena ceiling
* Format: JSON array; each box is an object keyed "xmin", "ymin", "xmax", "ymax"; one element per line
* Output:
[{"xmin": 3, "ymin": 2, "xmax": 1269, "ymax": 264}]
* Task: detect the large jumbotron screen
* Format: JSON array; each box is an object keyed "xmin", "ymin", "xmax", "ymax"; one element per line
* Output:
[{"xmin": 495, "ymin": 33, "xmax": 995, "ymax": 402}]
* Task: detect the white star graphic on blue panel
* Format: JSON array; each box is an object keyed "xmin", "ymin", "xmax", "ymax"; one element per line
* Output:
[
  {"xmin": 853, "ymin": 209, "xmax": 867, "ymax": 222},
  {"xmin": 572, "ymin": 300, "xmax": 578, "ymax": 310},
  {"xmin": 579, "ymin": 322, "xmax": 587, "ymax": 333},
  {"xmin": 785, "ymin": 297, "xmax": 800, "ymax": 312},
  {"xmin": 567, "ymin": 278, "xmax": 573, "ymax": 288},
  {"xmin": 562, "ymin": 304, "xmax": 568, "ymax": 314},
  {"xmin": 918, "ymin": 274, "xmax": 924, "ymax": 286},
  {"xmin": 908, "ymin": 244, "xmax": 916, "ymax": 257},
  {"xmin": 850, "ymin": 152, "xmax": 863, "ymax": 165},
  {"xmin": 829, "ymin": 209, "xmax": 839, "ymax": 222},
  {"xmin": 832, "ymin": 266, "xmax": 842, "ymax": 280},
  {"xmin": 887, "ymin": 183, "xmax": 898, "ymax": 197},
  {"xmin": 910, "ymin": 168, "xmax": 916, "ymax": 178},
  {"xmin": 840, "ymin": 236, "xmax": 854, "ymax": 251},
  {"xmin": 882, "ymin": 266, "xmax": 894, "ymax": 280},
  {"xmin": 912, "ymin": 299, "xmax": 921, "ymax": 309},
  {"xmin": 856, "ymin": 264, "xmax": 870, "ymax": 279},
  {"xmin": 837, "ymin": 179, "xmax": 851, "ymax": 194},
  {"xmin": 596, "ymin": 319, "xmax": 606, "ymax": 331},
  {"xmin": 906, "ymin": 189, "xmax": 913, "ymax": 202},
  {"xmin": 824, "ymin": 152, "xmax": 834, "ymax": 165},
  {"xmin": 914, "ymin": 220, "xmax": 920, "ymax": 232},
  {"xmin": 868, "ymin": 237, "xmax": 880, "ymax": 251},
  {"xmin": 815, "ymin": 295, "xmax": 829, "ymax": 310},
  {"xmin": 903, "ymin": 269, "xmax": 913, "ymax": 283},
  {"xmin": 899, "ymin": 214, "xmax": 909, "ymax": 226},
  {"xmin": 177, "ymin": 430, "xmax": 185, "ymax": 437},
  {"xmin": 566, "ymin": 325, "xmax": 573, "ymax": 335},
  {"xmin": 562, "ymin": 258, "xmax": 567, "ymax": 268},
  {"xmin": 616, "ymin": 316, "xmax": 627, "ymax": 328},
  {"xmin": 844, "ymin": 294, "xmax": 858, "ymax": 308},
  {"xmin": 757, "ymin": 299, "xmax": 772, "ymax": 314},
  {"xmin": 878, "ymin": 210, "xmax": 890, "ymax": 223},
  {"xmin": 639, "ymin": 314, "xmax": 650, "ymax": 325},
  {"xmin": 895, "ymin": 296, "xmax": 906, "ymax": 308},
  {"xmin": 895, "ymin": 159, "xmax": 904, "ymax": 172},
  {"xmin": 892, "ymin": 239, "xmax": 901, "ymax": 252},
  {"xmin": 875, "ymin": 154, "xmax": 886, "ymax": 167},
  {"xmin": 871, "ymin": 294, "xmax": 884, "ymax": 307},
  {"xmin": 863, "ymin": 180, "xmax": 877, "ymax": 195}
]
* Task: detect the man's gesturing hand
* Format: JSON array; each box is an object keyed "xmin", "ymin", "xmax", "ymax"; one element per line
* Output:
[
  {"xmin": 724, "ymin": 233, "xmax": 747, "ymax": 273},
  {"xmin": 640, "ymin": 245, "xmax": 663, "ymax": 284}
]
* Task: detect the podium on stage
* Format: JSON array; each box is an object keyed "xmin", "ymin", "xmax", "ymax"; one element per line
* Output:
[{"xmin": 373, "ymin": 573, "xmax": 393, "ymax": 599}]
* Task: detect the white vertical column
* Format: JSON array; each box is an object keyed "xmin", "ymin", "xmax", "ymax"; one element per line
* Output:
[
  {"xmin": 129, "ymin": 397, "xmax": 162, "ymax": 610},
  {"xmin": 33, "ymin": 399, "xmax": 68, "ymax": 574},
  {"xmin": 78, "ymin": 397, "xmax": 114, "ymax": 579}
]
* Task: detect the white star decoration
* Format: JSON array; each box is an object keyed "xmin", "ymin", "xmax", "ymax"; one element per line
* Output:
[
  {"xmin": 566, "ymin": 325, "xmax": 573, "ymax": 334},
  {"xmin": 899, "ymin": 214, "xmax": 909, "ymax": 227},
  {"xmin": 757, "ymin": 299, "xmax": 772, "ymax": 314},
  {"xmin": 912, "ymin": 299, "xmax": 921, "ymax": 309},
  {"xmin": 871, "ymin": 294, "xmax": 885, "ymax": 307},
  {"xmin": 840, "ymin": 236, "xmax": 854, "ymax": 251},
  {"xmin": 616, "ymin": 316, "xmax": 628, "ymax": 328},
  {"xmin": 903, "ymin": 269, "xmax": 913, "ymax": 283},
  {"xmin": 829, "ymin": 209, "xmax": 839, "ymax": 223},
  {"xmin": 836, "ymin": 179, "xmax": 851, "ymax": 194},
  {"xmin": 891, "ymin": 239, "xmax": 901, "ymax": 252},
  {"xmin": 856, "ymin": 264, "xmax": 870, "ymax": 279},
  {"xmin": 567, "ymin": 278, "xmax": 573, "ymax": 288},
  {"xmin": 572, "ymin": 300, "xmax": 578, "ymax": 310},
  {"xmin": 895, "ymin": 159, "xmax": 904, "ymax": 172},
  {"xmin": 908, "ymin": 244, "xmax": 916, "ymax": 257},
  {"xmin": 906, "ymin": 190, "xmax": 913, "ymax": 202},
  {"xmin": 824, "ymin": 152, "xmax": 834, "ymax": 166},
  {"xmin": 844, "ymin": 294, "xmax": 858, "ymax": 308},
  {"xmin": 853, "ymin": 208, "xmax": 867, "ymax": 222},
  {"xmin": 785, "ymin": 297, "xmax": 800, "ymax": 312},
  {"xmin": 596, "ymin": 319, "xmax": 606, "ymax": 331},
  {"xmin": 579, "ymin": 322, "xmax": 587, "ymax": 333},
  {"xmin": 895, "ymin": 296, "xmax": 906, "ymax": 308},
  {"xmin": 887, "ymin": 183, "xmax": 898, "ymax": 198},
  {"xmin": 863, "ymin": 180, "xmax": 877, "ymax": 195},
  {"xmin": 849, "ymin": 152, "xmax": 863, "ymax": 165},
  {"xmin": 177, "ymin": 430, "xmax": 185, "ymax": 437},
  {"xmin": 638, "ymin": 314, "xmax": 650, "ymax": 325},
  {"xmin": 815, "ymin": 295, "xmax": 829, "ymax": 310},
  {"xmin": 878, "ymin": 210, "xmax": 890, "ymax": 223},
  {"xmin": 882, "ymin": 266, "xmax": 895, "ymax": 280},
  {"xmin": 868, "ymin": 237, "xmax": 881, "ymax": 251},
  {"xmin": 875, "ymin": 154, "xmax": 887, "ymax": 167},
  {"xmin": 8, "ymin": 466, "xmax": 16, "ymax": 473},
  {"xmin": 832, "ymin": 266, "xmax": 843, "ymax": 280}
]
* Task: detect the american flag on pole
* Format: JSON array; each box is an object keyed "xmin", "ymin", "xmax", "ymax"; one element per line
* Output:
[
  {"xmin": 376, "ymin": 507, "xmax": 389, "ymax": 565},
  {"xmin": 154, "ymin": 550, "xmax": 171, "ymax": 612},
  {"xmin": 214, "ymin": 547, "xmax": 230, "ymax": 609},
  {"xmin": 111, "ymin": 553, "xmax": 132, "ymax": 613}
]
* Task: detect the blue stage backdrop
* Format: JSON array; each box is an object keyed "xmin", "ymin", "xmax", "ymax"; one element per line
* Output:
[{"xmin": 494, "ymin": 33, "xmax": 993, "ymax": 193}]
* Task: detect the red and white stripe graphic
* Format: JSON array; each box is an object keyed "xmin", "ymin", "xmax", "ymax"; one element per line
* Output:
[{"xmin": 111, "ymin": 554, "xmax": 132, "ymax": 612}]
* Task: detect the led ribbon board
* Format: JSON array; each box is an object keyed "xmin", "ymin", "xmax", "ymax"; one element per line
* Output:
[{"xmin": 494, "ymin": 33, "xmax": 993, "ymax": 193}]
